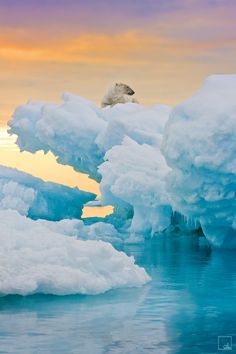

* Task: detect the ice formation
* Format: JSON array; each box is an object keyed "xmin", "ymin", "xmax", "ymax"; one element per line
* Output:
[
  {"xmin": 162, "ymin": 75, "xmax": 236, "ymax": 248},
  {"xmin": 9, "ymin": 97, "xmax": 172, "ymax": 236},
  {"xmin": 0, "ymin": 165, "xmax": 95, "ymax": 221},
  {"xmin": 8, "ymin": 97, "xmax": 170, "ymax": 181},
  {"xmin": 7, "ymin": 74, "xmax": 236, "ymax": 248},
  {"xmin": 99, "ymin": 137, "xmax": 172, "ymax": 235},
  {"xmin": 0, "ymin": 210, "xmax": 150, "ymax": 296},
  {"xmin": 8, "ymin": 96, "xmax": 105, "ymax": 180}
]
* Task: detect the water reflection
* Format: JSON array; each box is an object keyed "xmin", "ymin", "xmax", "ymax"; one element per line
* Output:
[{"xmin": 0, "ymin": 234, "xmax": 235, "ymax": 354}]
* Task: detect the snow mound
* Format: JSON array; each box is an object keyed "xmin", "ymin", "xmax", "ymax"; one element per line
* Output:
[
  {"xmin": 162, "ymin": 75, "xmax": 236, "ymax": 248},
  {"xmin": 0, "ymin": 210, "xmax": 150, "ymax": 296},
  {"xmin": 0, "ymin": 165, "xmax": 95, "ymax": 221}
]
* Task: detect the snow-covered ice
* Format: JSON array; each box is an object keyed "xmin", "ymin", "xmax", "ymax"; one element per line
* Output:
[
  {"xmin": 162, "ymin": 75, "xmax": 236, "ymax": 248},
  {"xmin": 9, "ymin": 97, "xmax": 172, "ymax": 237},
  {"xmin": 7, "ymin": 74, "xmax": 236, "ymax": 248},
  {"xmin": 0, "ymin": 165, "xmax": 95, "ymax": 221},
  {"xmin": 99, "ymin": 137, "xmax": 172, "ymax": 236},
  {"xmin": 0, "ymin": 210, "xmax": 150, "ymax": 296}
]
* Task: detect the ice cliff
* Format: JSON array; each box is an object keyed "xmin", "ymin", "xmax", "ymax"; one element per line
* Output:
[{"xmin": 162, "ymin": 75, "xmax": 236, "ymax": 248}]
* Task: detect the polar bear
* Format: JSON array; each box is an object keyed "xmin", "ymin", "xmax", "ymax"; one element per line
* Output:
[{"xmin": 101, "ymin": 83, "xmax": 139, "ymax": 108}]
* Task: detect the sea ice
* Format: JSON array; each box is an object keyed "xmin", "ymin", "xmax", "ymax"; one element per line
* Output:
[
  {"xmin": 162, "ymin": 75, "xmax": 236, "ymax": 248},
  {"xmin": 0, "ymin": 210, "xmax": 150, "ymax": 296},
  {"xmin": 0, "ymin": 165, "xmax": 95, "ymax": 221},
  {"xmin": 8, "ymin": 75, "xmax": 236, "ymax": 248}
]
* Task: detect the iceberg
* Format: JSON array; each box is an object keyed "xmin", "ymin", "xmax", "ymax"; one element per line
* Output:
[
  {"xmin": 8, "ymin": 96, "xmax": 170, "ymax": 181},
  {"xmin": 99, "ymin": 137, "xmax": 172, "ymax": 236},
  {"xmin": 9, "ymin": 97, "xmax": 172, "ymax": 236},
  {"xmin": 0, "ymin": 210, "xmax": 150, "ymax": 296},
  {"xmin": 0, "ymin": 165, "xmax": 126, "ymax": 243},
  {"xmin": 0, "ymin": 165, "xmax": 95, "ymax": 221},
  {"xmin": 96, "ymin": 103, "xmax": 170, "ymax": 152},
  {"xmin": 8, "ymin": 96, "xmax": 106, "ymax": 181},
  {"xmin": 7, "ymin": 74, "xmax": 236, "ymax": 248},
  {"xmin": 162, "ymin": 75, "xmax": 236, "ymax": 248}
]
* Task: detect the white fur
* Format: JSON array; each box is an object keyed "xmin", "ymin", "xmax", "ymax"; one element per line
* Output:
[{"xmin": 101, "ymin": 83, "xmax": 139, "ymax": 108}]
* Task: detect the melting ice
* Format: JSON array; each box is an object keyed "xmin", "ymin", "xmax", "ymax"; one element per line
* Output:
[{"xmin": 1, "ymin": 74, "xmax": 236, "ymax": 295}]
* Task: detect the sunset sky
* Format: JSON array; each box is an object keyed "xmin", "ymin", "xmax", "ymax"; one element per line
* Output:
[{"xmin": 0, "ymin": 0, "xmax": 236, "ymax": 215}]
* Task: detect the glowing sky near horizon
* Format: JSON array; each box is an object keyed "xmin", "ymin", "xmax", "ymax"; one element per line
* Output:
[
  {"xmin": 0, "ymin": 0, "xmax": 236, "ymax": 125},
  {"xmin": 0, "ymin": 0, "xmax": 236, "ymax": 215}
]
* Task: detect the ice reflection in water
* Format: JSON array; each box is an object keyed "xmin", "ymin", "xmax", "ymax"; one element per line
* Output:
[{"xmin": 0, "ymin": 234, "xmax": 235, "ymax": 354}]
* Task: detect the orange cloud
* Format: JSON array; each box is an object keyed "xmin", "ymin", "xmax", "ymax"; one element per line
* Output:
[
  {"xmin": 1, "ymin": 30, "xmax": 235, "ymax": 66},
  {"xmin": 0, "ymin": 32, "xmax": 147, "ymax": 64}
]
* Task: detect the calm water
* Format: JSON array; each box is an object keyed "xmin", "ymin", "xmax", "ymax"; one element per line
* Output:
[{"xmin": 0, "ymin": 234, "xmax": 235, "ymax": 354}]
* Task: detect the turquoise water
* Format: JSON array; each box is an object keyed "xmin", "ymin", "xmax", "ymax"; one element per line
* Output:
[{"xmin": 0, "ymin": 234, "xmax": 235, "ymax": 354}]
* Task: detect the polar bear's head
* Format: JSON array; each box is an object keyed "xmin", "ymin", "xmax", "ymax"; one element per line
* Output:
[
  {"xmin": 114, "ymin": 83, "xmax": 135, "ymax": 96},
  {"xmin": 101, "ymin": 82, "xmax": 138, "ymax": 107}
]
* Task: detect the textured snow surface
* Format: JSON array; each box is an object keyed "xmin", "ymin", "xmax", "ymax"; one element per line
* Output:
[
  {"xmin": 99, "ymin": 137, "xmax": 172, "ymax": 235},
  {"xmin": 0, "ymin": 165, "xmax": 95, "ymax": 221},
  {"xmin": 9, "ymin": 97, "xmax": 171, "ymax": 236},
  {"xmin": 0, "ymin": 210, "xmax": 150, "ymax": 296},
  {"xmin": 8, "ymin": 75, "xmax": 236, "ymax": 248},
  {"xmin": 162, "ymin": 75, "xmax": 236, "ymax": 248}
]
